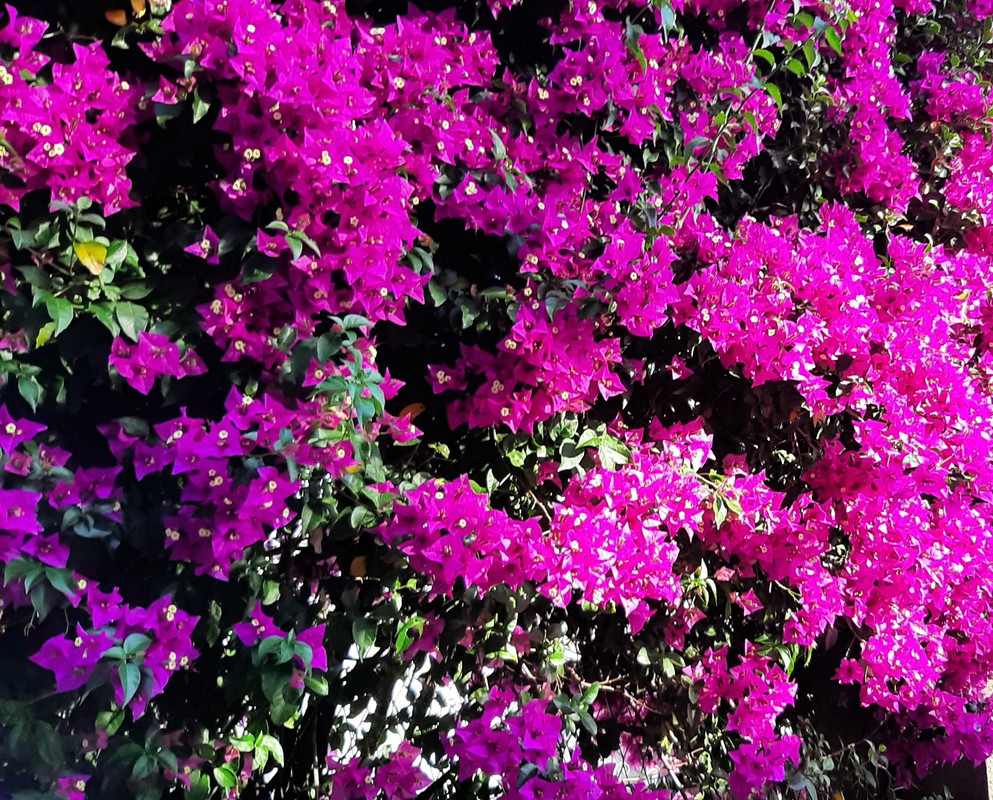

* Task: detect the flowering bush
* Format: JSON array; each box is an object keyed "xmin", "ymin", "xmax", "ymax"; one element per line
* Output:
[{"xmin": 0, "ymin": 0, "xmax": 992, "ymax": 798}]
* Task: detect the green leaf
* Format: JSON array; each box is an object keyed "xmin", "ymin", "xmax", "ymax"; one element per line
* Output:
[
  {"xmin": 43, "ymin": 294, "xmax": 73, "ymax": 336},
  {"xmin": 559, "ymin": 441, "xmax": 586, "ymax": 471},
  {"xmin": 35, "ymin": 322, "xmax": 56, "ymax": 348},
  {"xmin": 22, "ymin": 564, "xmax": 46, "ymax": 593},
  {"xmin": 242, "ymin": 253, "xmax": 279, "ymax": 284},
  {"xmin": 4, "ymin": 559, "xmax": 32, "ymax": 585},
  {"xmin": 212, "ymin": 764, "xmax": 238, "ymax": 790},
  {"xmin": 349, "ymin": 505, "xmax": 376, "ymax": 530},
  {"xmin": 96, "ymin": 707, "xmax": 126, "ymax": 735},
  {"xmin": 713, "ymin": 495, "xmax": 728, "ymax": 529},
  {"xmin": 230, "ymin": 734, "xmax": 256, "ymax": 753},
  {"xmin": 765, "ymin": 81, "xmax": 782, "ymax": 109},
  {"xmin": 132, "ymin": 754, "xmax": 157, "ymax": 780},
  {"xmin": 35, "ymin": 722, "xmax": 63, "ymax": 769},
  {"xmin": 579, "ymin": 682, "xmax": 600, "ymax": 707},
  {"xmin": 119, "ymin": 662, "xmax": 141, "ymax": 706},
  {"xmin": 120, "ymin": 281, "xmax": 155, "ymax": 300},
  {"xmin": 17, "ymin": 376, "xmax": 42, "ymax": 412},
  {"xmin": 395, "ymin": 615, "xmax": 424, "ymax": 655},
  {"xmin": 753, "ymin": 48, "xmax": 775, "ymax": 68},
  {"xmin": 105, "ymin": 240, "xmax": 129, "ymax": 270},
  {"xmin": 157, "ymin": 749, "xmax": 179, "ymax": 773},
  {"xmin": 115, "ymin": 301, "xmax": 148, "ymax": 341},
  {"xmin": 784, "ymin": 58, "xmax": 806, "ymax": 77},
  {"xmin": 276, "ymin": 638, "xmax": 296, "ymax": 665},
  {"xmin": 427, "ymin": 278, "xmax": 448, "ymax": 306},
  {"xmin": 658, "ymin": 1, "xmax": 677, "ymax": 33},
  {"xmin": 824, "ymin": 25, "xmax": 843, "ymax": 56},
  {"xmin": 577, "ymin": 710, "xmax": 598, "ymax": 736},
  {"xmin": 154, "ymin": 101, "xmax": 184, "ymax": 127},
  {"xmin": 304, "ymin": 673, "xmax": 329, "ymax": 696},
  {"xmin": 187, "ymin": 771, "xmax": 211, "ymax": 800},
  {"xmin": 44, "ymin": 567, "xmax": 75, "ymax": 598},
  {"xmin": 90, "ymin": 302, "xmax": 121, "ymax": 335},
  {"xmin": 124, "ymin": 633, "xmax": 152, "ymax": 656},
  {"xmin": 340, "ymin": 314, "xmax": 370, "ymax": 330},
  {"xmin": 352, "ymin": 618, "xmax": 377, "ymax": 657},
  {"xmin": 29, "ymin": 584, "xmax": 55, "ymax": 620},
  {"xmin": 260, "ymin": 665, "xmax": 288, "ymax": 701},
  {"xmin": 257, "ymin": 636, "xmax": 283, "ymax": 662},
  {"xmin": 787, "ymin": 775, "xmax": 818, "ymax": 799},
  {"xmin": 682, "ymin": 134, "xmax": 710, "ymax": 160},
  {"xmin": 597, "ymin": 438, "xmax": 630, "ymax": 470},
  {"xmin": 575, "ymin": 429, "xmax": 600, "ymax": 449},
  {"xmin": 316, "ymin": 333, "xmax": 341, "ymax": 364},
  {"xmin": 192, "ymin": 88, "xmax": 211, "ymax": 123},
  {"xmin": 724, "ymin": 494, "xmax": 743, "ymax": 518},
  {"xmin": 268, "ymin": 687, "xmax": 297, "ymax": 726},
  {"xmin": 259, "ymin": 734, "xmax": 284, "ymax": 767},
  {"xmin": 291, "ymin": 641, "xmax": 314, "ymax": 669},
  {"xmin": 506, "ymin": 449, "xmax": 526, "ymax": 467},
  {"xmin": 291, "ymin": 229, "xmax": 320, "ymax": 255}
]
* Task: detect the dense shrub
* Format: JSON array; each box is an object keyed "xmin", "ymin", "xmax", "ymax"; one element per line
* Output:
[{"xmin": 0, "ymin": 0, "xmax": 992, "ymax": 798}]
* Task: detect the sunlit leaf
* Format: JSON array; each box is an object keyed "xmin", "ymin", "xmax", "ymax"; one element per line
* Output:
[{"xmin": 73, "ymin": 241, "xmax": 108, "ymax": 276}]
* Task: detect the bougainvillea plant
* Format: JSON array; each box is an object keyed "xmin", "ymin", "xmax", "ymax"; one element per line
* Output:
[{"xmin": 0, "ymin": 0, "xmax": 992, "ymax": 797}]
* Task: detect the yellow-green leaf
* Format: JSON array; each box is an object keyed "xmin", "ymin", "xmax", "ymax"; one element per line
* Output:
[
  {"xmin": 73, "ymin": 241, "xmax": 108, "ymax": 276},
  {"xmin": 35, "ymin": 322, "xmax": 56, "ymax": 348}
]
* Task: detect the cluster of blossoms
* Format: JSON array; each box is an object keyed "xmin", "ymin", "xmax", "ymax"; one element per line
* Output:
[
  {"xmin": 687, "ymin": 646, "xmax": 801, "ymax": 798},
  {"xmin": 439, "ymin": 689, "xmax": 673, "ymax": 800},
  {"xmin": 0, "ymin": 7, "xmax": 139, "ymax": 212},
  {"xmin": 30, "ymin": 592, "xmax": 198, "ymax": 718},
  {"xmin": 430, "ymin": 297, "xmax": 626, "ymax": 431},
  {"xmin": 1, "ymin": 0, "xmax": 993, "ymax": 798},
  {"xmin": 532, "ymin": 440, "xmax": 706, "ymax": 632},
  {"xmin": 108, "ymin": 333, "xmax": 207, "ymax": 394}
]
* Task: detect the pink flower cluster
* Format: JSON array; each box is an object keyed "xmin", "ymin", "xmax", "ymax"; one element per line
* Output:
[
  {"xmin": 438, "ymin": 689, "xmax": 672, "ymax": 799},
  {"xmin": 381, "ymin": 475, "xmax": 542, "ymax": 595},
  {"xmin": 109, "ymin": 333, "xmax": 207, "ymax": 395},
  {"xmin": 0, "ymin": 7, "xmax": 139, "ymax": 212},
  {"xmin": 31, "ymin": 592, "xmax": 198, "ymax": 718},
  {"xmin": 687, "ymin": 647, "xmax": 800, "ymax": 798},
  {"xmin": 3, "ymin": 0, "xmax": 993, "ymax": 795},
  {"xmin": 430, "ymin": 297, "xmax": 625, "ymax": 432}
]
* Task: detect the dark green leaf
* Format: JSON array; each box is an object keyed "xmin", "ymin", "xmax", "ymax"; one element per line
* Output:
[
  {"xmin": 119, "ymin": 662, "xmax": 141, "ymax": 706},
  {"xmin": 124, "ymin": 633, "xmax": 152, "ymax": 656},
  {"xmin": 90, "ymin": 302, "xmax": 121, "ymax": 334},
  {"xmin": 192, "ymin": 89, "xmax": 211, "ymax": 123},
  {"xmin": 352, "ymin": 618, "xmax": 377, "ymax": 657},
  {"xmin": 43, "ymin": 294, "xmax": 73, "ymax": 336},
  {"xmin": 17, "ymin": 376, "xmax": 42, "ymax": 412},
  {"xmin": 516, "ymin": 763, "xmax": 539, "ymax": 789},
  {"xmin": 115, "ymin": 302, "xmax": 148, "ymax": 341}
]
